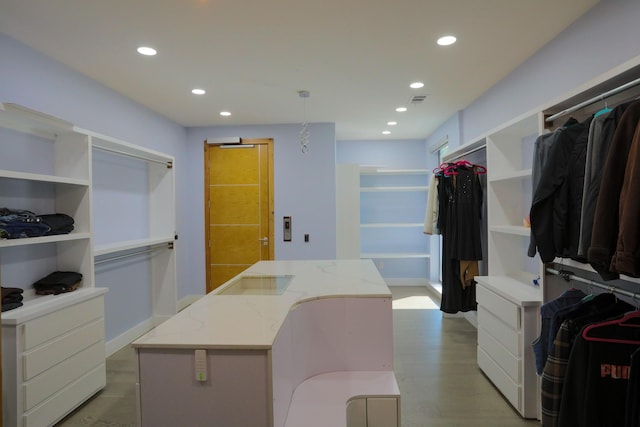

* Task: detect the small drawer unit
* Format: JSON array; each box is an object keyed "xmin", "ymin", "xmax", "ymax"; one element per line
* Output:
[
  {"xmin": 2, "ymin": 289, "xmax": 107, "ymax": 427},
  {"xmin": 475, "ymin": 276, "xmax": 541, "ymax": 419}
]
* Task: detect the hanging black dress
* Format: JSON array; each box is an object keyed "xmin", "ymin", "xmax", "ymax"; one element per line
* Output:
[{"xmin": 439, "ymin": 166, "xmax": 483, "ymax": 313}]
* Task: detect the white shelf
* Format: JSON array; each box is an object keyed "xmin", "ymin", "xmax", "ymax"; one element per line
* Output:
[
  {"xmin": 1, "ymin": 287, "xmax": 107, "ymax": 325},
  {"xmin": 489, "ymin": 225, "xmax": 531, "ymax": 236},
  {"xmin": 550, "ymin": 257, "xmax": 640, "ymax": 285},
  {"xmin": 489, "ymin": 168, "xmax": 532, "ymax": 183},
  {"xmin": 360, "ymin": 223, "xmax": 423, "ymax": 228},
  {"xmin": 85, "ymin": 129, "xmax": 174, "ymax": 165},
  {"xmin": 0, "ymin": 232, "xmax": 91, "ymax": 248},
  {"xmin": 360, "ymin": 168, "xmax": 429, "ymax": 175},
  {"xmin": 0, "ymin": 103, "xmax": 74, "ymax": 139},
  {"xmin": 0, "ymin": 169, "xmax": 89, "ymax": 186},
  {"xmin": 94, "ymin": 236, "xmax": 175, "ymax": 257},
  {"xmin": 360, "ymin": 186, "xmax": 428, "ymax": 192},
  {"xmin": 361, "ymin": 253, "xmax": 430, "ymax": 259},
  {"xmin": 475, "ymin": 276, "xmax": 542, "ymax": 306}
]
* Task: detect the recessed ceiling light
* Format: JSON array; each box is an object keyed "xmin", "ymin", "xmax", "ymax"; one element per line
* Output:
[
  {"xmin": 410, "ymin": 82, "xmax": 424, "ymax": 89},
  {"xmin": 387, "ymin": 121, "xmax": 397, "ymax": 126},
  {"xmin": 437, "ymin": 35, "xmax": 457, "ymax": 46},
  {"xmin": 192, "ymin": 89, "xmax": 206, "ymax": 95},
  {"xmin": 382, "ymin": 131, "xmax": 391, "ymax": 135},
  {"xmin": 137, "ymin": 46, "xmax": 157, "ymax": 56},
  {"xmin": 220, "ymin": 111, "xmax": 231, "ymax": 117},
  {"xmin": 396, "ymin": 107, "xmax": 407, "ymax": 112}
]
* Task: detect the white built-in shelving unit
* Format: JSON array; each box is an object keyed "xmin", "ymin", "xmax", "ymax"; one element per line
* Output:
[
  {"xmin": 467, "ymin": 56, "xmax": 640, "ymax": 421},
  {"xmin": 358, "ymin": 168, "xmax": 431, "ymax": 282},
  {"xmin": 0, "ymin": 103, "xmax": 178, "ymax": 426}
]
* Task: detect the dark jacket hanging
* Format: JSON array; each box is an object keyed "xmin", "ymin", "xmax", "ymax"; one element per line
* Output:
[
  {"xmin": 529, "ymin": 117, "xmax": 591, "ymax": 263},
  {"xmin": 588, "ymin": 100, "xmax": 640, "ymax": 279}
]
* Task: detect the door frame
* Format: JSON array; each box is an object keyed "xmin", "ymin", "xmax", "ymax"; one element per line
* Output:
[{"xmin": 203, "ymin": 138, "xmax": 275, "ymax": 291}]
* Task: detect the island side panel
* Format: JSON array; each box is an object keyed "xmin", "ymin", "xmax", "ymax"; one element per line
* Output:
[{"xmin": 137, "ymin": 348, "xmax": 270, "ymax": 427}]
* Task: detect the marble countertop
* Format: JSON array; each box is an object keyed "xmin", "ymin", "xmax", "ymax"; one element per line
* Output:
[{"xmin": 132, "ymin": 259, "xmax": 390, "ymax": 350}]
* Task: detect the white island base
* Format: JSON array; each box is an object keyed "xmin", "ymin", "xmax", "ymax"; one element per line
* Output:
[{"xmin": 132, "ymin": 260, "xmax": 400, "ymax": 427}]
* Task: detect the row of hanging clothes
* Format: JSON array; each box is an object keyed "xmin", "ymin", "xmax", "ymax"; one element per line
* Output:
[
  {"xmin": 534, "ymin": 277, "xmax": 640, "ymax": 427},
  {"xmin": 424, "ymin": 160, "xmax": 486, "ymax": 314},
  {"xmin": 529, "ymin": 97, "xmax": 640, "ymax": 281}
]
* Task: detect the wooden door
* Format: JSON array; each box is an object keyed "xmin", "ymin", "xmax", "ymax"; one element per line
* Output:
[{"xmin": 204, "ymin": 139, "xmax": 274, "ymax": 293}]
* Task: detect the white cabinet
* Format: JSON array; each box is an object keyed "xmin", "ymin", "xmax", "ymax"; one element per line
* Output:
[
  {"xmin": 359, "ymin": 168, "xmax": 431, "ymax": 283},
  {"xmin": 469, "ymin": 111, "xmax": 545, "ymax": 419},
  {"xmin": 0, "ymin": 103, "xmax": 106, "ymax": 427},
  {"xmin": 475, "ymin": 277, "xmax": 541, "ymax": 419},
  {"xmin": 3, "ymin": 291, "xmax": 107, "ymax": 427},
  {"xmin": 0, "ymin": 103, "xmax": 178, "ymax": 425}
]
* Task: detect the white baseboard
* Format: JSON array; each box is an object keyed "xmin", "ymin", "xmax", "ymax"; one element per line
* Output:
[
  {"xmin": 384, "ymin": 278, "xmax": 430, "ymax": 287},
  {"xmin": 105, "ymin": 318, "xmax": 155, "ymax": 357},
  {"xmin": 178, "ymin": 294, "xmax": 204, "ymax": 311}
]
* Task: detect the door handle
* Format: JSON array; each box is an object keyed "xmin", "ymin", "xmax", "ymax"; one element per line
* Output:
[{"xmin": 259, "ymin": 237, "xmax": 269, "ymax": 246}]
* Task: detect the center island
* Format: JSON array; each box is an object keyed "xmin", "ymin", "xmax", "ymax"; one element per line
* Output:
[{"xmin": 132, "ymin": 259, "xmax": 400, "ymax": 427}]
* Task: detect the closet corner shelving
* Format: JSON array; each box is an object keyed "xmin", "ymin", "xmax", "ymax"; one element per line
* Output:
[
  {"xmin": 473, "ymin": 110, "xmax": 544, "ymax": 420},
  {"xmin": 0, "ymin": 103, "xmax": 106, "ymax": 427},
  {"xmin": 0, "ymin": 102, "xmax": 179, "ymax": 427},
  {"xmin": 359, "ymin": 167, "xmax": 431, "ymax": 283}
]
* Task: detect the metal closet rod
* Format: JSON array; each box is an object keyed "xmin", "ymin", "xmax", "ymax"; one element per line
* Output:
[
  {"xmin": 545, "ymin": 76, "xmax": 640, "ymax": 123},
  {"xmin": 546, "ymin": 267, "xmax": 640, "ymax": 300},
  {"xmin": 94, "ymin": 245, "xmax": 167, "ymax": 265},
  {"xmin": 93, "ymin": 145, "xmax": 172, "ymax": 168}
]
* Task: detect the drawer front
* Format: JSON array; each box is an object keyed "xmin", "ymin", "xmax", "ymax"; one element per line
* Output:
[
  {"xmin": 477, "ymin": 306, "xmax": 520, "ymax": 356},
  {"xmin": 478, "ymin": 347, "xmax": 522, "ymax": 413},
  {"xmin": 23, "ymin": 319, "xmax": 104, "ymax": 381},
  {"xmin": 24, "ymin": 341, "xmax": 105, "ymax": 411},
  {"xmin": 24, "ymin": 364, "xmax": 105, "ymax": 427},
  {"xmin": 476, "ymin": 285, "xmax": 520, "ymax": 329},
  {"xmin": 478, "ymin": 328, "xmax": 521, "ymax": 383},
  {"xmin": 23, "ymin": 296, "xmax": 104, "ymax": 350}
]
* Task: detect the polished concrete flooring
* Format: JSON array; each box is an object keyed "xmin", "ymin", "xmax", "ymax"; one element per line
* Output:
[{"xmin": 56, "ymin": 286, "xmax": 540, "ymax": 426}]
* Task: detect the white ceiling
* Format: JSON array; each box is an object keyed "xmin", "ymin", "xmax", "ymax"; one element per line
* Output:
[{"xmin": 0, "ymin": 0, "xmax": 599, "ymax": 140}]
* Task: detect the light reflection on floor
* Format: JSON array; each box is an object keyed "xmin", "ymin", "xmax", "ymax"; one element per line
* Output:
[{"xmin": 392, "ymin": 295, "xmax": 439, "ymax": 310}]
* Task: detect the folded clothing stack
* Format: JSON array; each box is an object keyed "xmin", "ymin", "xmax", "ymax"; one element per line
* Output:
[
  {"xmin": 2, "ymin": 286, "xmax": 24, "ymax": 312},
  {"xmin": 33, "ymin": 271, "xmax": 83, "ymax": 295},
  {"xmin": 0, "ymin": 208, "xmax": 74, "ymax": 239}
]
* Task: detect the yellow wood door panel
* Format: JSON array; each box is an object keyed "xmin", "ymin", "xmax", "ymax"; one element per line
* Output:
[
  {"xmin": 209, "ymin": 265, "xmax": 248, "ymax": 289},
  {"xmin": 210, "ymin": 225, "xmax": 261, "ymax": 264},
  {"xmin": 205, "ymin": 139, "xmax": 274, "ymax": 293},
  {"xmin": 209, "ymin": 146, "xmax": 259, "ymax": 185},
  {"xmin": 209, "ymin": 186, "xmax": 260, "ymax": 225}
]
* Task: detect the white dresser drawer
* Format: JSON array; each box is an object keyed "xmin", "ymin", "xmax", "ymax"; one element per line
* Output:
[
  {"xmin": 23, "ymin": 365, "xmax": 105, "ymax": 427},
  {"xmin": 24, "ymin": 341, "xmax": 105, "ymax": 411},
  {"xmin": 476, "ymin": 285, "xmax": 520, "ymax": 329},
  {"xmin": 478, "ymin": 347, "xmax": 521, "ymax": 412},
  {"xmin": 477, "ymin": 306, "xmax": 520, "ymax": 356},
  {"xmin": 23, "ymin": 319, "xmax": 104, "ymax": 381},
  {"xmin": 478, "ymin": 327, "xmax": 520, "ymax": 383},
  {"xmin": 23, "ymin": 296, "xmax": 104, "ymax": 350}
]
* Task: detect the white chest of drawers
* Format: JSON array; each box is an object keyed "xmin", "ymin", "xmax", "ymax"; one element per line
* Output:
[
  {"xmin": 2, "ymin": 289, "xmax": 107, "ymax": 427},
  {"xmin": 475, "ymin": 276, "xmax": 541, "ymax": 419}
]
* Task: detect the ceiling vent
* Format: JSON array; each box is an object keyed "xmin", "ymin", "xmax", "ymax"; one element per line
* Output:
[{"xmin": 410, "ymin": 95, "xmax": 428, "ymax": 104}]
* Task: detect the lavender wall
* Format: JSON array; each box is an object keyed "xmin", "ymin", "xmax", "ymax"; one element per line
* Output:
[{"xmin": 448, "ymin": 0, "xmax": 640, "ymax": 146}]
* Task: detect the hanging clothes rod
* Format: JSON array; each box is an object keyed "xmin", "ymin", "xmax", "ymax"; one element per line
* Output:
[
  {"xmin": 546, "ymin": 267, "xmax": 640, "ymax": 301},
  {"xmin": 93, "ymin": 145, "xmax": 173, "ymax": 168},
  {"xmin": 545, "ymin": 76, "xmax": 640, "ymax": 123},
  {"xmin": 94, "ymin": 246, "xmax": 165, "ymax": 265},
  {"xmin": 443, "ymin": 143, "xmax": 486, "ymax": 162}
]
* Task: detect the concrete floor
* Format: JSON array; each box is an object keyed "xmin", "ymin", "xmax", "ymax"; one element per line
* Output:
[{"xmin": 56, "ymin": 286, "xmax": 540, "ymax": 426}]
